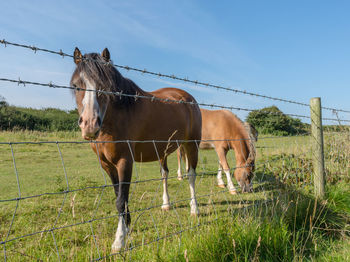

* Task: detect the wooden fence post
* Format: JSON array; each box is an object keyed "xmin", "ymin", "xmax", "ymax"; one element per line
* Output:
[{"xmin": 310, "ymin": 97, "xmax": 325, "ymax": 198}]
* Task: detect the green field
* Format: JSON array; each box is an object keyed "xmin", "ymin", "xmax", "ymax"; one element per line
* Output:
[{"xmin": 0, "ymin": 131, "xmax": 349, "ymax": 261}]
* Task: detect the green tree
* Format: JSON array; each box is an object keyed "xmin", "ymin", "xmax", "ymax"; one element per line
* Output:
[
  {"xmin": 0, "ymin": 95, "xmax": 8, "ymax": 108},
  {"xmin": 0, "ymin": 98, "xmax": 79, "ymax": 131},
  {"xmin": 246, "ymin": 106, "xmax": 307, "ymax": 136}
]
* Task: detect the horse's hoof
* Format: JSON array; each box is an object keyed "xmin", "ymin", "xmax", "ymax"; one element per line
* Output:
[
  {"xmin": 111, "ymin": 243, "xmax": 123, "ymax": 254},
  {"xmin": 161, "ymin": 205, "xmax": 170, "ymax": 211},
  {"xmin": 190, "ymin": 206, "xmax": 199, "ymax": 216},
  {"xmin": 217, "ymin": 184, "xmax": 226, "ymax": 188},
  {"xmin": 229, "ymin": 190, "xmax": 238, "ymax": 195},
  {"xmin": 177, "ymin": 176, "xmax": 183, "ymax": 181},
  {"xmin": 191, "ymin": 211, "xmax": 199, "ymax": 217},
  {"xmin": 111, "ymin": 247, "xmax": 121, "ymax": 254}
]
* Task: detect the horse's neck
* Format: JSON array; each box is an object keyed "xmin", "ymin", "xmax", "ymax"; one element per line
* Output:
[
  {"xmin": 121, "ymin": 76, "xmax": 148, "ymax": 96},
  {"xmin": 231, "ymin": 139, "xmax": 250, "ymax": 165}
]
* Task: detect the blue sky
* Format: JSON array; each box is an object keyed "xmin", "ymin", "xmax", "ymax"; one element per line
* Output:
[{"xmin": 0, "ymin": 0, "xmax": 349, "ymax": 122}]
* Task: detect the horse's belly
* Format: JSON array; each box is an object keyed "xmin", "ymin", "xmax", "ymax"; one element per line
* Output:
[
  {"xmin": 199, "ymin": 141, "xmax": 215, "ymax": 150},
  {"xmin": 133, "ymin": 141, "xmax": 179, "ymax": 162}
]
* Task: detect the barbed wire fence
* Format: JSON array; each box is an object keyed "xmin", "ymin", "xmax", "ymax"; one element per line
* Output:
[{"xmin": 0, "ymin": 39, "xmax": 349, "ymax": 261}]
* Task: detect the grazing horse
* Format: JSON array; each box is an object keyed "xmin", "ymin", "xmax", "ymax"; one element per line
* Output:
[
  {"xmin": 177, "ymin": 108, "xmax": 258, "ymax": 193},
  {"xmin": 70, "ymin": 48, "xmax": 201, "ymax": 252}
]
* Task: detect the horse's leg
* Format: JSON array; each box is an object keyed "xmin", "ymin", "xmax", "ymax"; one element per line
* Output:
[
  {"xmin": 214, "ymin": 145, "xmax": 226, "ymax": 188},
  {"xmin": 183, "ymin": 143, "xmax": 199, "ymax": 216},
  {"xmin": 99, "ymin": 158, "xmax": 119, "ymax": 198},
  {"xmin": 111, "ymin": 158, "xmax": 132, "ymax": 253},
  {"xmin": 216, "ymin": 147, "xmax": 237, "ymax": 195},
  {"xmin": 92, "ymin": 144, "xmax": 120, "ymax": 198},
  {"xmin": 217, "ymin": 162, "xmax": 226, "ymax": 188},
  {"xmin": 176, "ymin": 148, "xmax": 183, "ymax": 181},
  {"xmin": 160, "ymin": 157, "xmax": 171, "ymax": 210}
]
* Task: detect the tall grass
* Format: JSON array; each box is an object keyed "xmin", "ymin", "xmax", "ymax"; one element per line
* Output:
[
  {"xmin": 0, "ymin": 131, "xmax": 349, "ymax": 261},
  {"xmin": 129, "ymin": 184, "xmax": 349, "ymax": 262}
]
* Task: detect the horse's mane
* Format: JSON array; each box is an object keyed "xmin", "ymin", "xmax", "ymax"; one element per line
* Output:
[
  {"xmin": 71, "ymin": 53, "xmax": 147, "ymax": 108},
  {"xmin": 243, "ymin": 122, "xmax": 258, "ymax": 166},
  {"xmin": 229, "ymin": 112, "xmax": 258, "ymax": 165}
]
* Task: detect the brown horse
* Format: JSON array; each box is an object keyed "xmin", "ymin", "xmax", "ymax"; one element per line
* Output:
[
  {"xmin": 70, "ymin": 48, "xmax": 201, "ymax": 252},
  {"xmin": 177, "ymin": 108, "xmax": 258, "ymax": 193}
]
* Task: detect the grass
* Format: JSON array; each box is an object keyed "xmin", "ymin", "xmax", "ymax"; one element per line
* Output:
[{"xmin": 0, "ymin": 130, "xmax": 349, "ymax": 261}]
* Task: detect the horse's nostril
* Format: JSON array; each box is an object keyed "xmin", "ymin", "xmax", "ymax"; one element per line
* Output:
[
  {"xmin": 97, "ymin": 116, "xmax": 101, "ymax": 126},
  {"xmin": 78, "ymin": 116, "xmax": 83, "ymax": 126}
]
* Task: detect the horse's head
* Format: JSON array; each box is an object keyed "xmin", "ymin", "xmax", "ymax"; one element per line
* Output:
[
  {"xmin": 70, "ymin": 48, "xmax": 114, "ymax": 140},
  {"xmin": 234, "ymin": 164, "xmax": 254, "ymax": 193}
]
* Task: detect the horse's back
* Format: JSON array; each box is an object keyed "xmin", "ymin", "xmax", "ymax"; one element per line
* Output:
[
  {"xmin": 200, "ymin": 109, "xmax": 247, "ymax": 149},
  {"xmin": 150, "ymin": 87, "xmax": 202, "ymax": 138},
  {"xmin": 150, "ymin": 87, "xmax": 196, "ymax": 103},
  {"xmin": 200, "ymin": 109, "xmax": 241, "ymax": 139}
]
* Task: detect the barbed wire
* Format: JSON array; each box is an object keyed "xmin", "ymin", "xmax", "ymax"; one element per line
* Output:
[
  {"xmin": 1, "ymin": 39, "xmax": 350, "ymax": 114},
  {"xmin": 2, "ymin": 76, "xmax": 350, "ymax": 123},
  {"xmin": 0, "ymin": 136, "xmax": 307, "ymax": 146},
  {"xmin": 0, "ymin": 77, "xmax": 318, "ymax": 121}
]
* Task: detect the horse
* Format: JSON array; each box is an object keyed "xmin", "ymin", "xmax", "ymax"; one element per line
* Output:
[
  {"xmin": 70, "ymin": 48, "xmax": 202, "ymax": 252},
  {"xmin": 177, "ymin": 108, "xmax": 258, "ymax": 194}
]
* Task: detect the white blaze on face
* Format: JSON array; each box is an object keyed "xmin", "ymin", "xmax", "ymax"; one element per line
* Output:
[
  {"xmin": 78, "ymin": 72, "xmax": 105, "ymax": 140},
  {"xmin": 80, "ymin": 72, "xmax": 99, "ymax": 118}
]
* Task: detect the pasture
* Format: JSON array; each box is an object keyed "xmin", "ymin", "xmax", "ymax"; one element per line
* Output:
[{"xmin": 1, "ymin": 130, "xmax": 349, "ymax": 261}]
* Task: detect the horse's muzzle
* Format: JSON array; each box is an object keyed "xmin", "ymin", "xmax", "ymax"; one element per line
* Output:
[
  {"xmin": 82, "ymin": 129, "xmax": 100, "ymax": 140},
  {"xmin": 79, "ymin": 116, "xmax": 101, "ymax": 140},
  {"xmin": 241, "ymin": 183, "xmax": 253, "ymax": 193}
]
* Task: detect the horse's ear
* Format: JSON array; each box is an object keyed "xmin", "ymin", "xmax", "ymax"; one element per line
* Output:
[
  {"xmin": 101, "ymin": 48, "xmax": 110, "ymax": 62},
  {"xmin": 74, "ymin": 47, "xmax": 83, "ymax": 64}
]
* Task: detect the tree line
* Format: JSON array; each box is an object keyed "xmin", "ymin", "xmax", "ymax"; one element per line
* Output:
[
  {"xmin": 0, "ymin": 96, "xmax": 79, "ymax": 131},
  {"xmin": 1, "ymin": 96, "xmax": 311, "ymax": 135}
]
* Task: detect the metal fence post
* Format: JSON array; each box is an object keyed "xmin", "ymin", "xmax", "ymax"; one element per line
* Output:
[{"xmin": 310, "ymin": 97, "xmax": 325, "ymax": 198}]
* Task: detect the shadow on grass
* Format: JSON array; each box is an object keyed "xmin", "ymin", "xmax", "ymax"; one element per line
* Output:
[{"xmin": 142, "ymin": 169, "xmax": 350, "ymax": 262}]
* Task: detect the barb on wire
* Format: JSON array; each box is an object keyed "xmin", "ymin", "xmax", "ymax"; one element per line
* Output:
[{"xmin": 1, "ymin": 39, "xmax": 350, "ymax": 114}]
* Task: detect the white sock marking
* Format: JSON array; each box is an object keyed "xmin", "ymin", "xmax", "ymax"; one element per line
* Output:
[
  {"xmin": 188, "ymin": 167, "xmax": 198, "ymax": 215},
  {"xmin": 217, "ymin": 166, "xmax": 225, "ymax": 186},
  {"xmin": 111, "ymin": 216, "xmax": 128, "ymax": 252},
  {"xmin": 224, "ymin": 169, "xmax": 236, "ymax": 192},
  {"xmin": 161, "ymin": 168, "xmax": 170, "ymax": 209}
]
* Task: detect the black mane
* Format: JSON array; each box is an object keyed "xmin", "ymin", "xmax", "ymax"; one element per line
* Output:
[{"xmin": 71, "ymin": 53, "xmax": 147, "ymax": 108}]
